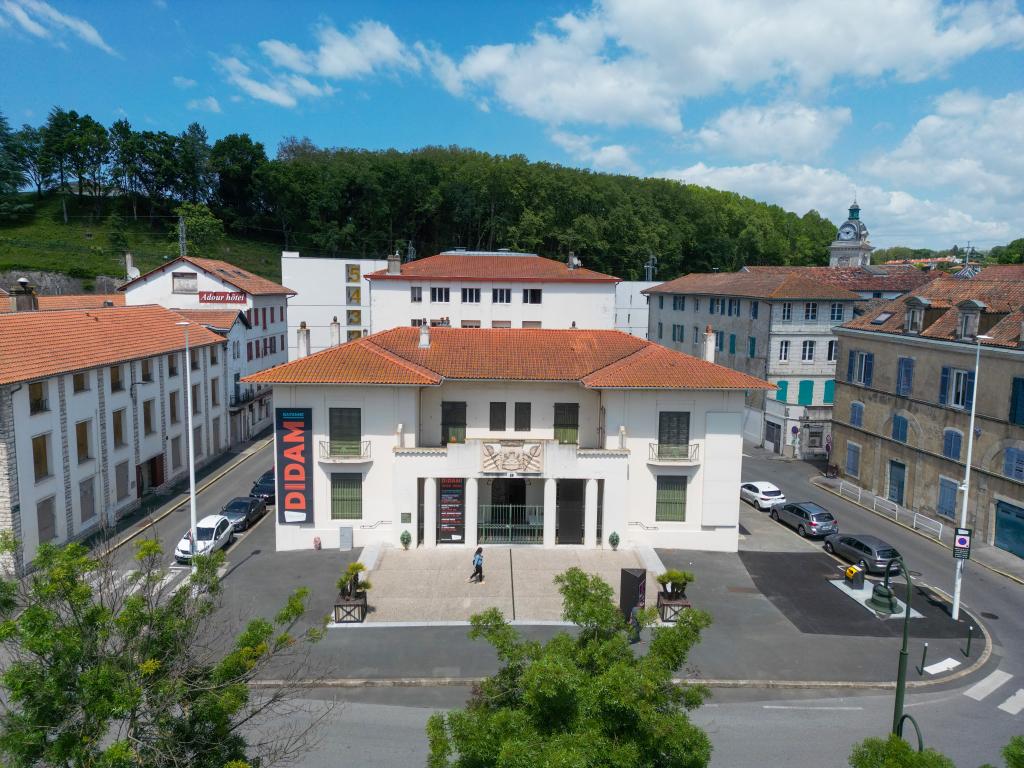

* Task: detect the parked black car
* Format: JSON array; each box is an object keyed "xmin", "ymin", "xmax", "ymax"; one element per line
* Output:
[
  {"xmin": 221, "ymin": 496, "xmax": 267, "ymax": 531},
  {"xmin": 824, "ymin": 533, "xmax": 901, "ymax": 575},
  {"xmin": 250, "ymin": 470, "xmax": 275, "ymax": 504}
]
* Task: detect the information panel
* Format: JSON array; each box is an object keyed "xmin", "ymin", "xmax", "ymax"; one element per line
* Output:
[
  {"xmin": 953, "ymin": 527, "xmax": 972, "ymax": 560},
  {"xmin": 276, "ymin": 408, "xmax": 313, "ymax": 525},
  {"xmin": 437, "ymin": 478, "xmax": 465, "ymax": 544}
]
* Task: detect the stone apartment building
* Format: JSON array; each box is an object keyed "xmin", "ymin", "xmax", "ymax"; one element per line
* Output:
[{"xmin": 832, "ymin": 276, "xmax": 1024, "ymax": 562}]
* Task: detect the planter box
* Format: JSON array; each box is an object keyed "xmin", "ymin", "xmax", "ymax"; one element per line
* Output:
[
  {"xmin": 333, "ymin": 591, "xmax": 368, "ymax": 623},
  {"xmin": 656, "ymin": 591, "xmax": 691, "ymax": 622}
]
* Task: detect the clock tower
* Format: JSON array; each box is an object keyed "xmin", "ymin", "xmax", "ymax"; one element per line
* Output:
[{"xmin": 829, "ymin": 202, "xmax": 874, "ymax": 267}]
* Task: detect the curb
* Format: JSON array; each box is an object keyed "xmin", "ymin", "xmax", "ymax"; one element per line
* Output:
[
  {"xmin": 100, "ymin": 436, "xmax": 273, "ymax": 556},
  {"xmin": 810, "ymin": 477, "xmax": 1024, "ymax": 587}
]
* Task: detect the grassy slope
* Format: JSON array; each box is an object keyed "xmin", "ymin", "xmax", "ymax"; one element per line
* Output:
[{"xmin": 0, "ymin": 194, "xmax": 283, "ymax": 285}]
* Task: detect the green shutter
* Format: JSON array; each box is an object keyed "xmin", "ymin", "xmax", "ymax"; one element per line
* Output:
[
  {"xmin": 329, "ymin": 408, "xmax": 361, "ymax": 455},
  {"xmin": 823, "ymin": 380, "xmax": 835, "ymax": 404},
  {"xmin": 656, "ymin": 476, "xmax": 686, "ymax": 521},
  {"xmin": 331, "ymin": 473, "xmax": 362, "ymax": 519},
  {"xmin": 798, "ymin": 380, "xmax": 814, "ymax": 405},
  {"xmin": 775, "ymin": 380, "xmax": 788, "ymax": 402},
  {"xmin": 729, "ymin": 334, "xmax": 736, "ymax": 354},
  {"xmin": 554, "ymin": 403, "xmax": 579, "ymax": 444},
  {"xmin": 658, "ymin": 412, "xmax": 690, "ymax": 457}
]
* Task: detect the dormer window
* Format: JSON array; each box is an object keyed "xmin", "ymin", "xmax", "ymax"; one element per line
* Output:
[
  {"xmin": 959, "ymin": 312, "xmax": 974, "ymax": 340},
  {"xmin": 907, "ymin": 308, "xmax": 924, "ymax": 333},
  {"xmin": 956, "ymin": 299, "xmax": 986, "ymax": 341}
]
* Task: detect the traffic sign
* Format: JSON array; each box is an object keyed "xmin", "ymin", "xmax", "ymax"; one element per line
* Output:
[{"xmin": 953, "ymin": 528, "xmax": 972, "ymax": 560}]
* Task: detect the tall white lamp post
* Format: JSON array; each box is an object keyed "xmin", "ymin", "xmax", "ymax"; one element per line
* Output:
[
  {"xmin": 177, "ymin": 321, "xmax": 199, "ymax": 574},
  {"xmin": 951, "ymin": 333, "xmax": 992, "ymax": 621}
]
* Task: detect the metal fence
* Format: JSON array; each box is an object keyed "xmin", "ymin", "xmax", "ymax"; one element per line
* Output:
[{"xmin": 478, "ymin": 504, "xmax": 544, "ymax": 544}]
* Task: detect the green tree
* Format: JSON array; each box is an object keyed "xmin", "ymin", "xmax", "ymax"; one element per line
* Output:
[
  {"xmin": 108, "ymin": 118, "xmax": 144, "ymax": 219},
  {"xmin": 175, "ymin": 122, "xmax": 213, "ymax": 203},
  {"xmin": 0, "ymin": 533, "xmax": 325, "ymax": 768},
  {"xmin": 10, "ymin": 124, "xmax": 48, "ymax": 197},
  {"xmin": 849, "ymin": 735, "xmax": 956, "ymax": 768},
  {"xmin": 989, "ymin": 238, "xmax": 1024, "ymax": 265},
  {"xmin": 0, "ymin": 111, "xmax": 25, "ymax": 195},
  {"xmin": 210, "ymin": 133, "xmax": 269, "ymax": 227},
  {"xmin": 426, "ymin": 567, "xmax": 713, "ymax": 768},
  {"xmin": 172, "ymin": 201, "xmax": 224, "ymax": 257}
]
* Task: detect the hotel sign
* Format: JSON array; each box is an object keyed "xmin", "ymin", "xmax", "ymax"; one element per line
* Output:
[
  {"xmin": 276, "ymin": 408, "xmax": 313, "ymax": 525},
  {"xmin": 481, "ymin": 441, "xmax": 544, "ymax": 474},
  {"xmin": 199, "ymin": 290, "xmax": 246, "ymax": 304}
]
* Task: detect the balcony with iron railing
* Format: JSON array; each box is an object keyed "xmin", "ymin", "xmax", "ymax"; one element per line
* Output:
[
  {"xmin": 318, "ymin": 440, "xmax": 372, "ymax": 463},
  {"xmin": 647, "ymin": 442, "xmax": 700, "ymax": 465}
]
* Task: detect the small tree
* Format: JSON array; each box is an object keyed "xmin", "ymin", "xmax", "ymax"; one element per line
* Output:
[
  {"xmin": 171, "ymin": 201, "xmax": 224, "ymax": 258},
  {"xmin": 426, "ymin": 566, "xmax": 713, "ymax": 768},
  {"xmin": 849, "ymin": 734, "xmax": 1024, "ymax": 768}
]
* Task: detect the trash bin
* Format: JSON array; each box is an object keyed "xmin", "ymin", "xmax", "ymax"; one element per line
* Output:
[{"xmin": 844, "ymin": 564, "xmax": 864, "ymax": 590}]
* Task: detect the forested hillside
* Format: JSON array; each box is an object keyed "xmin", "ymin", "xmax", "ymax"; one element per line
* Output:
[{"xmin": 0, "ymin": 107, "xmax": 843, "ymax": 281}]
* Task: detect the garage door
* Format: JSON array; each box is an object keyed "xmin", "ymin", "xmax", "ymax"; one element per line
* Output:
[{"xmin": 995, "ymin": 501, "xmax": 1024, "ymax": 560}]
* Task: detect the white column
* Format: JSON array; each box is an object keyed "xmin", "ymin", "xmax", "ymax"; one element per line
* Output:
[
  {"xmin": 543, "ymin": 478, "xmax": 557, "ymax": 547},
  {"xmin": 423, "ymin": 477, "xmax": 437, "ymax": 547},
  {"xmin": 464, "ymin": 478, "xmax": 479, "ymax": 548},
  {"xmin": 584, "ymin": 478, "xmax": 598, "ymax": 548}
]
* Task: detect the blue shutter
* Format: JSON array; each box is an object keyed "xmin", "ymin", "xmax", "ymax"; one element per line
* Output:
[
  {"xmin": 965, "ymin": 370, "xmax": 975, "ymax": 409},
  {"xmin": 864, "ymin": 354, "xmax": 874, "ymax": 387},
  {"xmin": 897, "ymin": 358, "xmax": 914, "ymax": 397},
  {"xmin": 752, "ymin": 301, "xmax": 759, "ymax": 319},
  {"xmin": 729, "ymin": 334, "xmax": 736, "ymax": 354},
  {"xmin": 1011, "ymin": 378, "xmax": 1024, "ymax": 426},
  {"xmin": 1004, "ymin": 448, "xmax": 1024, "ymax": 480},
  {"xmin": 847, "ymin": 351, "xmax": 855, "ymax": 382},
  {"xmin": 776, "ymin": 381, "xmax": 788, "ymax": 403},
  {"xmin": 939, "ymin": 367, "xmax": 950, "ymax": 405},
  {"xmin": 850, "ymin": 402, "xmax": 863, "ymax": 427},
  {"xmin": 943, "ymin": 430, "xmax": 961, "ymax": 460}
]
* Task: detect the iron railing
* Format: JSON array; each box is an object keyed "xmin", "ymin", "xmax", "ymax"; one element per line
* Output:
[
  {"xmin": 478, "ymin": 504, "xmax": 544, "ymax": 544},
  {"xmin": 318, "ymin": 440, "xmax": 371, "ymax": 461},
  {"xmin": 649, "ymin": 442, "xmax": 699, "ymax": 461}
]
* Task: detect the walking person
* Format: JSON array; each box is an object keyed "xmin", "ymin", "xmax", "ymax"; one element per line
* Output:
[{"xmin": 467, "ymin": 547, "xmax": 484, "ymax": 584}]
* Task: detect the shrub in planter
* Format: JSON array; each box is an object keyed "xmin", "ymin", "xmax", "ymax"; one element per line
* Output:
[
  {"xmin": 657, "ymin": 569, "xmax": 694, "ymax": 599},
  {"xmin": 608, "ymin": 531, "xmax": 620, "ymax": 550},
  {"xmin": 400, "ymin": 530, "xmax": 412, "ymax": 550},
  {"xmin": 337, "ymin": 562, "xmax": 371, "ymax": 599}
]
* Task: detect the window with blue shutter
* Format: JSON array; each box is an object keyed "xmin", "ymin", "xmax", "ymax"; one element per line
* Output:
[
  {"xmin": 1010, "ymin": 378, "xmax": 1024, "ymax": 426},
  {"xmin": 775, "ymin": 381, "xmax": 788, "ymax": 402},
  {"xmin": 892, "ymin": 414, "xmax": 908, "ymax": 443},
  {"xmin": 939, "ymin": 367, "xmax": 950, "ymax": 405},
  {"xmin": 965, "ymin": 370, "xmax": 975, "ymax": 409},
  {"xmin": 942, "ymin": 430, "xmax": 962, "ymax": 460},
  {"xmin": 729, "ymin": 334, "xmax": 736, "ymax": 354},
  {"xmin": 847, "ymin": 350, "xmax": 856, "ymax": 382},
  {"xmin": 937, "ymin": 478, "xmax": 958, "ymax": 518},
  {"xmin": 748, "ymin": 336, "xmax": 756, "ymax": 357},
  {"xmin": 798, "ymin": 380, "xmax": 814, "ymax": 405},
  {"xmin": 751, "ymin": 301, "xmax": 759, "ymax": 319},
  {"xmin": 824, "ymin": 380, "xmax": 835, "ymax": 404},
  {"xmin": 863, "ymin": 353, "xmax": 874, "ymax": 387},
  {"xmin": 845, "ymin": 442, "xmax": 860, "ymax": 477},
  {"xmin": 896, "ymin": 357, "xmax": 914, "ymax": 397},
  {"xmin": 850, "ymin": 402, "xmax": 864, "ymax": 427},
  {"xmin": 1004, "ymin": 447, "xmax": 1024, "ymax": 481}
]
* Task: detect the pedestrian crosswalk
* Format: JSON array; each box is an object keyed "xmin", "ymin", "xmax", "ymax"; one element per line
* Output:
[
  {"xmin": 963, "ymin": 668, "xmax": 1023, "ymax": 717},
  {"xmin": 85, "ymin": 565, "xmax": 197, "ymax": 600}
]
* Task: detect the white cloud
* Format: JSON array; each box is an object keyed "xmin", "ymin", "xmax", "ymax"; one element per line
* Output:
[
  {"xmin": 657, "ymin": 161, "xmax": 1011, "ymax": 247},
  {"xmin": 217, "ymin": 56, "xmax": 300, "ymax": 108},
  {"xmin": 550, "ymin": 131, "xmax": 639, "ymax": 173},
  {"xmin": 697, "ymin": 103, "xmax": 851, "ymax": 161},
  {"xmin": 1, "ymin": 0, "xmax": 116, "ymax": 54},
  {"xmin": 172, "ymin": 75, "xmax": 197, "ymax": 89},
  {"xmin": 258, "ymin": 39, "xmax": 314, "ymax": 74},
  {"xmin": 186, "ymin": 96, "xmax": 221, "ymax": 113}
]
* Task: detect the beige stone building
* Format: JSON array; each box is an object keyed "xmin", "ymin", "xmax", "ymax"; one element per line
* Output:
[{"xmin": 832, "ymin": 276, "xmax": 1024, "ymax": 562}]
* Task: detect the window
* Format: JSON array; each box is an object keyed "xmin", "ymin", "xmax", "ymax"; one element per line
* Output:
[
  {"xmin": 554, "ymin": 402, "xmax": 579, "ymax": 444},
  {"xmin": 655, "ymin": 476, "xmax": 687, "ymax": 521},
  {"xmin": 329, "ymin": 408, "xmax": 361, "ymax": 456},
  {"xmin": 32, "ymin": 433, "xmax": 50, "ymax": 482},
  {"xmin": 515, "ymin": 402, "xmax": 531, "ymax": 432},
  {"xmin": 710, "ymin": 298, "xmax": 721, "ymax": 315},
  {"xmin": 331, "ymin": 473, "xmax": 363, "ymax": 519},
  {"xmin": 522, "ymin": 321, "xmax": 542, "ymax": 329},
  {"xmin": 693, "ymin": 298, "xmax": 699, "ymax": 311},
  {"xmin": 751, "ymin": 301, "xmax": 759, "ymax": 319},
  {"xmin": 830, "ymin": 303, "xmax": 844, "ymax": 322},
  {"xmin": 493, "ymin": 288, "xmax": 511, "ymax": 304},
  {"xmin": 109, "ymin": 365, "xmax": 124, "ymax": 393},
  {"xmin": 143, "ymin": 400, "xmax": 155, "ymax": 435},
  {"xmin": 411, "ymin": 286, "xmax": 422, "ymax": 303},
  {"xmin": 728, "ymin": 298, "xmax": 740, "ymax": 316},
  {"xmin": 347, "ymin": 286, "xmax": 361, "ymax": 305},
  {"xmin": 659, "ymin": 296, "xmax": 664, "ymax": 309},
  {"xmin": 461, "ymin": 287, "xmax": 480, "ymax": 303},
  {"xmin": 168, "ymin": 352, "xmax": 179, "ymax": 377},
  {"xmin": 657, "ymin": 412, "xmax": 690, "ymax": 458},
  {"xmin": 171, "ymin": 435, "xmax": 182, "ymax": 470},
  {"xmin": 827, "ymin": 340, "xmax": 837, "ymax": 362},
  {"xmin": 940, "ymin": 367, "xmax": 973, "ymax": 409},
  {"xmin": 672, "ymin": 296, "xmax": 685, "ymax": 311},
  {"xmin": 804, "ymin": 302, "xmax": 818, "ymax": 321},
  {"xmin": 896, "ymin": 357, "xmax": 914, "ymax": 397},
  {"xmin": 190, "ymin": 348, "xmax": 199, "ymax": 371},
  {"xmin": 850, "ymin": 402, "xmax": 864, "ymax": 427},
  {"xmin": 847, "ymin": 351, "xmax": 874, "ymax": 386},
  {"xmin": 892, "ymin": 414, "xmax": 908, "ymax": 443},
  {"xmin": 210, "ymin": 378, "xmax": 220, "ymax": 407},
  {"xmin": 943, "ymin": 429, "xmax": 962, "ymax": 460},
  {"xmin": 657, "ymin": 322, "xmax": 663, "ymax": 340},
  {"xmin": 671, "ymin": 324, "xmax": 684, "ymax": 342},
  {"xmin": 775, "ymin": 380, "xmax": 788, "ymax": 402},
  {"xmin": 262, "ymin": 308, "xmax": 267, "ymax": 330},
  {"xmin": 441, "ymin": 401, "xmax": 467, "ymax": 444},
  {"xmin": 169, "ymin": 391, "xmax": 180, "ymax": 424},
  {"xmin": 210, "ymin": 345, "xmax": 219, "ymax": 365},
  {"xmin": 79, "ymin": 477, "xmax": 95, "ymax": 524},
  {"xmin": 112, "ymin": 409, "xmax": 126, "ymax": 448},
  {"xmin": 37, "ymin": 497, "xmax": 56, "ymax": 543},
  {"xmin": 823, "ymin": 379, "xmax": 835, "ymax": 404},
  {"xmin": 693, "ymin": 326, "xmax": 699, "ymax": 344},
  {"xmin": 781, "ymin": 302, "xmax": 792, "ymax": 321},
  {"xmin": 76, "ymin": 420, "xmax": 92, "ymax": 463},
  {"xmin": 491, "ymin": 320, "xmax": 511, "ymax": 328},
  {"xmin": 141, "ymin": 358, "xmax": 153, "ymax": 382},
  {"xmin": 523, "ymin": 289, "xmax": 542, "ymax": 304},
  {"xmin": 778, "ymin": 340, "xmax": 790, "ymax": 361},
  {"xmin": 728, "ymin": 333, "xmax": 736, "ymax": 354},
  {"xmin": 845, "ymin": 442, "xmax": 861, "ymax": 477},
  {"xmin": 172, "ymin": 272, "xmax": 197, "ymax": 294},
  {"xmin": 270, "ymin": 336, "xmax": 276, "ymax": 354},
  {"xmin": 346, "ymin": 264, "xmax": 361, "ymax": 283},
  {"xmin": 191, "ymin": 384, "xmax": 201, "ymax": 415},
  {"xmin": 115, "ymin": 460, "xmax": 129, "ymax": 501},
  {"xmin": 28, "ymin": 381, "xmax": 48, "ymax": 414},
  {"xmin": 270, "ymin": 306, "xmax": 276, "ymax": 324},
  {"xmin": 73, "ymin": 372, "xmax": 89, "ymax": 393},
  {"xmin": 798, "ymin": 380, "xmax": 814, "ymax": 405},
  {"xmin": 489, "ymin": 402, "xmax": 506, "ymax": 431},
  {"xmin": 907, "ymin": 308, "xmax": 924, "ymax": 333},
  {"xmin": 748, "ymin": 336, "xmax": 756, "ymax": 357},
  {"xmin": 1004, "ymin": 447, "xmax": 1024, "ymax": 481},
  {"xmin": 193, "ymin": 425, "xmax": 203, "ymax": 458},
  {"xmin": 801, "ymin": 341, "xmax": 815, "ymax": 361},
  {"xmin": 714, "ymin": 331, "xmax": 723, "ymax": 351},
  {"xmin": 411, "ymin": 318, "xmax": 426, "ymax": 327},
  {"xmin": 462, "ymin": 320, "xmax": 481, "ymax": 328},
  {"xmin": 1011, "ymin": 378, "xmax": 1024, "ymax": 426},
  {"xmin": 937, "ymin": 478, "xmax": 958, "ymax": 518}
]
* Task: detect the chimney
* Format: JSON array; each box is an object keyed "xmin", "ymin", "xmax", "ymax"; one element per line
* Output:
[
  {"xmin": 297, "ymin": 321, "xmax": 311, "ymax": 358},
  {"xmin": 418, "ymin": 324, "xmax": 430, "ymax": 349},
  {"xmin": 12, "ymin": 278, "xmax": 38, "ymax": 312},
  {"xmin": 330, "ymin": 315, "xmax": 341, "ymax": 346},
  {"xmin": 703, "ymin": 324, "xmax": 715, "ymax": 363},
  {"xmin": 387, "ymin": 249, "xmax": 401, "ymax": 276}
]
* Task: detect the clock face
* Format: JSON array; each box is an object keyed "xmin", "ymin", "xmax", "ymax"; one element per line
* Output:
[{"xmin": 838, "ymin": 225, "xmax": 856, "ymax": 241}]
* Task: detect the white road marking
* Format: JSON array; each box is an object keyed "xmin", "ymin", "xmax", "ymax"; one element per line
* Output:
[
  {"xmin": 965, "ymin": 670, "xmax": 1013, "ymax": 701},
  {"xmin": 924, "ymin": 657, "xmax": 961, "ymax": 675},
  {"xmin": 762, "ymin": 705, "xmax": 863, "ymax": 711},
  {"xmin": 997, "ymin": 689, "xmax": 1024, "ymax": 716},
  {"xmin": 157, "ymin": 571, "xmax": 181, "ymax": 591}
]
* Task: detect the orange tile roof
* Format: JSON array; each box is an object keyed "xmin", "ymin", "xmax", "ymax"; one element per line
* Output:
[
  {"xmin": 119, "ymin": 256, "xmax": 294, "ymax": 296},
  {"xmin": 172, "ymin": 308, "xmax": 248, "ymax": 332},
  {"xmin": 245, "ymin": 327, "xmax": 772, "ymax": 390},
  {"xmin": 366, "ymin": 253, "xmax": 620, "ymax": 283},
  {"xmin": 34, "ymin": 293, "xmax": 125, "ymax": 310},
  {"xmin": 646, "ymin": 271, "xmax": 860, "ymax": 301},
  {"xmin": 977, "ymin": 265, "xmax": 1024, "ymax": 280},
  {"xmin": 741, "ymin": 265, "xmax": 939, "ymax": 293},
  {"xmin": 0, "ymin": 305, "xmax": 225, "ymax": 385}
]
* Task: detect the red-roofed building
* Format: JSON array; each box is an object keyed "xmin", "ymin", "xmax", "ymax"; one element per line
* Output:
[{"xmin": 245, "ymin": 326, "xmax": 769, "ymax": 554}]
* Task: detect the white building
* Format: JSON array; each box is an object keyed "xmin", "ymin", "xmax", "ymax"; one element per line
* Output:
[
  {"xmin": 120, "ymin": 256, "xmax": 294, "ymax": 444},
  {"xmin": 281, "ymin": 252, "xmax": 387, "ymax": 357},
  {"xmin": 245, "ymin": 327, "xmax": 769, "ymax": 554},
  {"xmin": 366, "ymin": 250, "xmax": 619, "ymax": 331},
  {"xmin": 0, "ymin": 303, "xmax": 228, "ymax": 571},
  {"xmin": 615, "ymin": 281, "xmax": 656, "ymax": 338}
]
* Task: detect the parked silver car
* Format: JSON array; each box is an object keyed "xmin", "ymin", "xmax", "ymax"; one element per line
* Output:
[
  {"xmin": 769, "ymin": 501, "xmax": 838, "ymax": 538},
  {"xmin": 824, "ymin": 534, "xmax": 901, "ymax": 575}
]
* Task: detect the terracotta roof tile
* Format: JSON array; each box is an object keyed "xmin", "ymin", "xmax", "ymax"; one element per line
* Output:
[
  {"xmin": 245, "ymin": 327, "xmax": 772, "ymax": 390},
  {"xmin": 366, "ymin": 253, "xmax": 620, "ymax": 283},
  {"xmin": 172, "ymin": 308, "xmax": 248, "ymax": 332},
  {"xmin": 977, "ymin": 265, "xmax": 1024, "ymax": 280},
  {"xmin": 34, "ymin": 294, "xmax": 125, "ymax": 310},
  {"xmin": 742, "ymin": 265, "xmax": 939, "ymax": 292},
  {"xmin": 0, "ymin": 305, "xmax": 224, "ymax": 385},
  {"xmin": 646, "ymin": 271, "xmax": 860, "ymax": 301},
  {"xmin": 119, "ymin": 256, "xmax": 294, "ymax": 296}
]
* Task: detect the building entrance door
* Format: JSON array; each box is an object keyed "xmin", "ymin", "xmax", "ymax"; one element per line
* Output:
[
  {"xmin": 765, "ymin": 421, "xmax": 782, "ymax": 454},
  {"xmin": 556, "ymin": 479, "xmax": 585, "ymax": 545},
  {"xmin": 887, "ymin": 460, "xmax": 906, "ymax": 506},
  {"xmin": 479, "ymin": 479, "xmax": 542, "ymax": 544},
  {"xmin": 995, "ymin": 501, "xmax": 1024, "ymax": 559}
]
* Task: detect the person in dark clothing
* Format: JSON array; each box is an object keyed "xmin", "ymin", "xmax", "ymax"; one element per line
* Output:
[{"xmin": 467, "ymin": 547, "xmax": 484, "ymax": 584}]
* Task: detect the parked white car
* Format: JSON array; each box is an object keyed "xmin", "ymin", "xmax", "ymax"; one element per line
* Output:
[
  {"xmin": 174, "ymin": 514, "xmax": 234, "ymax": 563},
  {"xmin": 740, "ymin": 481, "xmax": 787, "ymax": 511}
]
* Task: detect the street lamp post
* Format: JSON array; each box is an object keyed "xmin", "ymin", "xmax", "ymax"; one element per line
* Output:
[
  {"xmin": 177, "ymin": 321, "xmax": 199, "ymax": 574},
  {"xmin": 951, "ymin": 334, "xmax": 992, "ymax": 621}
]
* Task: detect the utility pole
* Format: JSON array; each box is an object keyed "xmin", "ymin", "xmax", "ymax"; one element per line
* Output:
[{"xmin": 178, "ymin": 215, "xmax": 187, "ymax": 258}]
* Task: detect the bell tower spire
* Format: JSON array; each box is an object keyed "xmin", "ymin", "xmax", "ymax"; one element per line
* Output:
[{"xmin": 829, "ymin": 201, "xmax": 873, "ymax": 267}]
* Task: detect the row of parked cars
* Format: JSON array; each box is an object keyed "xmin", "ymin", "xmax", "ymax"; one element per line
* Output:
[
  {"xmin": 739, "ymin": 481, "xmax": 901, "ymax": 574},
  {"xmin": 173, "ymin": 469, "xmax": 275, "ymax": 564}
]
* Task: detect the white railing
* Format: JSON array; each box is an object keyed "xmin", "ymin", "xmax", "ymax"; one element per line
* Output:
[
  {"xmin": 912, "ymin": 514, "xmax": 944, "ymax": 540},
  {"xmin": 628, "ymin": 521, "xmax": 659, "ymax": 531},
  {"xmin": 319, "ymin": 440, "xmax": 371, "ymax": 461},
  {"xmin": 838, "ymin": 481, "xmax": 862, "ymax": 503},
  {"xmin": 873, "ymin": 497, "xmax": 900, "ymax": 522}
]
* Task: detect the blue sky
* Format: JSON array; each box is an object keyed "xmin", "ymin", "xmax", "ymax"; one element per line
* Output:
[{"xmin": 2, "ymin": 0, "xmax": 1024, "ymax": 249}]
